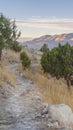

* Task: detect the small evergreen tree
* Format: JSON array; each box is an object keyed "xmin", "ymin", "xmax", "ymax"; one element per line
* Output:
[
  {"xmin": 41, "ymin": 43, "xmax": 73, "ymax": 80},
  {"xmin": 20, "ymin": 52, "xmax": 31, "ymax": 69},
  {"xmin": 40, "ymin": 44, "xmax": 49, "ymax": 52},
  {"xmin": 11, "ymin": 41, "xmax": 22, "ymax": 52},
  {"xmin": 0, "ymin": 13, "xmax": 21, "ymax": 61}
]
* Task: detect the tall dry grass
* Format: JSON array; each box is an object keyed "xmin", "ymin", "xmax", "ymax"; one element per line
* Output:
[
  {"xmin": 0, "ymin": 65, "xmax": 16, "ymax": 86},
  {"xmin": 2, "ymin": 49, "xmax": 20, "ymax": 64},
  {"xmin": 18, "ymin": 64, "xmax": 73, "ymax": 110},
  {"xmin": 0, "ymin": 49, "xmax": 18, "ymax": 87}
]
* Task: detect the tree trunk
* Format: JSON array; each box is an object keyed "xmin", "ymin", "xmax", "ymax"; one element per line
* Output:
[
  {"xmin": 0, "ymin": 48, "xmax": 2, "ymax": 61},
  {"xmin": 66, "ymin": 75, "xmax": 71, "ymax": 89}
]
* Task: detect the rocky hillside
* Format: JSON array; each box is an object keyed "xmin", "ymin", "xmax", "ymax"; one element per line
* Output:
[
  {"xmin": 21, "ymin": 33, "xmax": 73, "ymax": 49},
  {"xmin": 0, "ymin": 49, "xmax": 73, "ymax": 129}
]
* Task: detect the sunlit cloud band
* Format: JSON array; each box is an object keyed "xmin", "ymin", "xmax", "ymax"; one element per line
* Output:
[
  {"xmin": 15, "ymin": 18, "xmax": 73, "ymax": 37},
  {"xmin": 16, "ymin": 18, "xmax": 73, "ymax": 30}
]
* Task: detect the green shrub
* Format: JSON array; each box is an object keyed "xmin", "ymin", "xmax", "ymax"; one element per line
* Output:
[
  {"xmin": 20, "ymin": 52, "xmax": 31, "ymax": 69},
  {"xmin": 40, "ymin": 43, "xmax": 49, "ymax": 52},
  {"xmin": 11, "ymin": 41, "xmax": 22, "ymax": 52},
  {"xmin": 41, "ymin": 50, "xmax": 51, "ymax": 72},
  {"xmin": 41, "ymin": 43, "xmax": 73, "ymax": 80},
  {"xmin": 0, "ymin": 13, "xmax": 21, "ymax": 61}
]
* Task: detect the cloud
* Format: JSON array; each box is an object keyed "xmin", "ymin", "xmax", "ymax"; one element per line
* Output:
[
  {"xmin": 16, "ymin": 18, "xmax": 73, "ymax": 30},
  {"xmin": 15, "ymin": 18, "xmax": 73, "ymax": 37}
]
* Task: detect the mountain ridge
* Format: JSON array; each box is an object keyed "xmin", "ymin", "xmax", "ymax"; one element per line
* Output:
[{"xmin": 21, "ymin": 33, "xmax": 73, "ymax": 49}]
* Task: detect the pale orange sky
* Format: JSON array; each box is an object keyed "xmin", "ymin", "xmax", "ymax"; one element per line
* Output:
[{"xmin": 16, "ymin": 18, "xmax": 73, "ymax": 38}]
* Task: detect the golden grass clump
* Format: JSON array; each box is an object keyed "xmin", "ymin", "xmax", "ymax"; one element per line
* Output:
[
  {"xmin": 2, "ymin": 49, "xmax": 20, "ymax": 64},
  {"xmin": 0, "ymin": 49, "xmax": 19, "ymax": 87},
  {"xmin": 0, "ymin": 65, "xmax": 16, "ymax": 86}
]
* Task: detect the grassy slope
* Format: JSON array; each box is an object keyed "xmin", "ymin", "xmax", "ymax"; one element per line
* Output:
[{"xmin": 1, "ymin": 48, "xmax": 73, "ymax": 110}]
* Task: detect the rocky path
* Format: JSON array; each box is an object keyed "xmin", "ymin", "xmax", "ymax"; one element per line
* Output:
[
  {"xmin": 0, "ymin": 63, "xmax": 50, "ymax": 130},
  {"xmin": 0, "ymin": 63, "xmax": 72, "ymax": 130}
]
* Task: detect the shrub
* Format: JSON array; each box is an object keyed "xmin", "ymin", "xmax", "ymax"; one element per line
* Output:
[
  {"xmin": 20, "ymin": 52, "xmax": 31, "ymax": 69},
  {"xmin": 41, "ymin": 50, "xmax": 51, "ymax": 72},
  {"xmin": 41, "ymin": 43, "xmax": 73, "ymax": 80},
  {"xmin": 40, "ymin": 43, "xmax": 49, "ymax": 52},
  {"xmin": 11, "ymin": 41, "xmax": 22, "ymax": 52},
  {"xmin": 0, "ymin": 13, "xmax": 21, "ymax": 61}
]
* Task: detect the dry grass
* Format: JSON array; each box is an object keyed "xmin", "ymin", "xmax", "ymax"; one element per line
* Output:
[
  {"xmin": 2, "ymin": 49, "xmax": 20, "ymax": 64},
  {"xmin": 0, "ymin": 65, "xmax": 16, "ymax": 87},
  {"xmin": 15, "ymin": 48, "xmax": 73, "ymax": 110},
  {"xmin": 0, "ymin": 49, "xmax": 19, "ymax": 87},
  {"xmin": 18, "ymin": 64, "xmax": 73, "ymax": 110}
]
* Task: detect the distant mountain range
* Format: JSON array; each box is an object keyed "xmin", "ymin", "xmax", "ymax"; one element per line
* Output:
[{"xmin": 20, "ymin": 33, "xmax": 73, "ymax": 50}]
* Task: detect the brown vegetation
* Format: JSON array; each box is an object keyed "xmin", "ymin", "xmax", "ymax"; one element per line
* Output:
[
  {"xmin": 0, "ymin": 49, "xmax": 19, "ymax": 87},
  {"xmin": 0, "ymin": 65, "xmax": 16, "ymax": 86},
  {"xmin": 2, "ymin": 49, "xmax": 20, "ymax": 64}
]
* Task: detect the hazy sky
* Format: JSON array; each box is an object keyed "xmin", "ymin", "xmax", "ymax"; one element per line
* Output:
[{"xmin": 0, "ymin": 0, "xmax": 73, "ymax": 38}]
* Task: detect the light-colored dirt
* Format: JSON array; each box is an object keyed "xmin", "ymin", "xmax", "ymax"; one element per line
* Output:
[
  {"xmin": 0, "ymin": 63, "xmax": 51, "ymax": 130},
  {"xmin": 0, "ymin": 62, "xmax": 72, "ymax": 130}
]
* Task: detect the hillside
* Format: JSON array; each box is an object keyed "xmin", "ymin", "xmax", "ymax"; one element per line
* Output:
[
  {"xmin": 21, "ymin": 33, "xmax": 73, "ymax": 49},
  {"xmin": 0, "ymin": 49, "xmax": 73, "ymax": 129}
]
